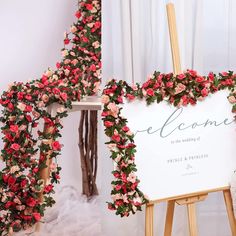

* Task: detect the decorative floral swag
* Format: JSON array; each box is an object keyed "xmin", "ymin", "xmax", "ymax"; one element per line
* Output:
[
  {"xmin": 0, "ymin": 0, "xmax": 101, "ymax": 234},
  {"xmin": 102, "ymin": 70, "xmax": 236, "ymax": 217}
]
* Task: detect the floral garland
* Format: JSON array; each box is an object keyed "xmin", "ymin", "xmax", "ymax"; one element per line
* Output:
[
  {"xmin": 102, "ymin": 70, "xmax": 236, "ymax": 217},
  {"xmin": 0, "ymin": 0, "xmax": 101, "ymax": 234}
]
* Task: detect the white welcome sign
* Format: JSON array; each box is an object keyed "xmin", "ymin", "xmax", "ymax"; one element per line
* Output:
[{"xmin": 122, "ymin": 90, "xmax": 236, "ymax": 201}]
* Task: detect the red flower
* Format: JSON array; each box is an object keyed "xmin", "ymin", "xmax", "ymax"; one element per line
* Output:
[
  {"xmin": 94, "ymin": 21, "xmax": 101, "ymax": 28},
  {"xmin": 7, "ymin": 103, "xmax": 14, "ymax": 110},
  {"xmin": 166, "ymin": 81, "xmax": 174, "ymax": 88},
  {"xmin": 75, "ymin": 11, "xmax": 82, "ymax": 19},
  {"xmin": 101, "ymin": 111, "xmax": 109, "ymax": 117},
  {"xmin": 60, "ymin": 92, "xmax": 68, "ymax": 101},
  {"xmin": 32, "ymin": 212, "xmax": 41, "ymax": 222},
  {"xmin": 122, "ymin": 126, "xmax": 129, "ymax": 132},
  {"xmin": 25, "ymin": 94, "xmax": 32, "ymax": 101},
  {"xmin": 44, "ymin": 184, "xmax": 53, "ymax": 193},
  {"xmin": 201, "ymin": 88, "xmax": 208, "ymax": 97},
  {"xmin": 20, "ymin": 179, "xmax": 28, "ymax": 188},
  {"xmin": 126, "ymin": 94, "xmax": 135, "ymax": 100},
  {"xmin": 113, "ymin": 172, "xmax": 120, "ymax": 178},
  {"xmin": 11, "ymin": 143, "xmax": 20, "ymax": 151},
  {"xmin": 10, "ymin": 125, "xmax": 19, "ymax": 133},
  {"xmin": 104, "ymin": 121, "xmax": 113, "ymax": 127},
  {"xmin": 64, "ymin": 38, "xmax": 70, "ymax": 45},
  {"xmin": 115, "ymin": 185, "xmax": 122, "ymax": 191},
  {"xmin": 8, "ymin": 176, "xmax": 16, "ymax": 186},
  {"xmin": 196, "ymin": 77, "xmax": 204, "ymax": 83},
  {"xmin": 17, "ymin": 92, "xmax": 24, "ymax": 100},
  {"xmin": 5, "ymin": 201, "xmax": 14, "ymax": 209},
  {"xmin": 26, "ymin": 197, "xmax": 37, "ymax": 207},
  {"xmin": 146, "ymin": 88, "xmax": 154, "ymax": 96},
  {"xmin": 90, "ymin": 64, "xmax": 96, "ymax": 72},
  {"xmin": 177, "ymin": 74, "xmax": 186, "ymax": 80},
  {"xmin": 52, "ymin": 141, "xmax": 61, "ymax": 151},
  {"xmin": 86, "ymin": 4, "xmax": 93, "ymax": 10},
  {"xmin": 112, "ymin": 134, "xmax": 121, "ymax": 142},
  {"xmin": 115, "ymin": 200, "xmax": 123, "ymax": 206},
  {"xmin": 117, "ymin": 96, "xmax": 123, "ymax": 103},
  {"xmin": 25, "ymin": 105, "xmax": 32, "ymax": 112}
]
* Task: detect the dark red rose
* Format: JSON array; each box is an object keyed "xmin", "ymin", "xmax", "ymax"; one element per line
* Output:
[
  {"xmin": 26, "ymin": 197, "xmax": 37, "ymax": 207},
  {"xmin": 8, "ymin": 176, "xmax": 16, "ymax": 186},
  {"xmin": 20, "ymin": 179, "xmax": 28, "ymax": 188},
  {"xmin": 44, "ymin": 184, "xmax": 53, "ymax": 193},
  {"xmin": 17, "ymin": 92, "xmax": 24, "ymax": 100}
]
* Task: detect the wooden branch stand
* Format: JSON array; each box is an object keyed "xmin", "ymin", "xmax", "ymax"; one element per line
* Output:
[{"xmin": 145, "ymin": 3, "xmax": 236, "ymax": 236}]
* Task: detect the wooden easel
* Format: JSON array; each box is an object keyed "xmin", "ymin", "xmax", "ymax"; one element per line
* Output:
[{"xmin": 145, "ymin": 3, "xmax": 236, "ymax": 236}]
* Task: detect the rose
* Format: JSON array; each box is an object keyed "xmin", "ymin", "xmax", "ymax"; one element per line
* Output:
[
  {"xmin": 112, "ymin": 134, "xmax": 121, "ymax": 142},
  {"xmin": 75, "ymin": 11, "xmax": 81, "ymax": 19},
  {"xmin": 175, "ymin": 83, "xmax": 186, "ymax": 94},
  {"xmin": 52, "ymin": 141, "xmax": 61, "ymax": 151},
  {"xmin": 42, "ymin": 94, "xmax": 49, "ymax": 103},
  {"xmin": 107, "ymin": 103, "xmax": 119, "ymax": 117},
  {"xmin": 44, "ymin": 184, "xmax": 53, "ymax": 193},
  {"xmin": 122, "ymin": 126, "xmax": 129, "ymax": 132},
  {"xmin": 60, "ymin": 92, "xmax": 68, "ymax": 101},
  {"xmin": 104, "ymin": 121, "xmax": 114, "ymax": 127},
  {"xmin": 94, "ymin": 21, "xmax": 101, "ymax": 28},
  {"xmin": 177, "ymin": 73, "xmax": 186, "ymax": 80},
  {"xmin": 64, "ymin": 38, "xmax": 70, "ymax": 45},
  {"xmin": 126, "ymin": 94, "xmax": 135, "ymax": 100},
  {"xmin": 70, "ymin": 26, "xmax": 77, "ymax": 33},
  {"xmin": 8, "ymin": 176, "xmax": 16, "ymax": 186},
  {"xmin": 101, "ymin": 95, "xmax": 110, "ymax": 104},
  {"xmin": 166, "ymin": 81, "xmax": 174, "ymax": 88},
  {"xmin": 10, "ymin": 125, "xmax": 18, "ymax": 133},
  {"xmin": 17, "ymin": 102, "xmax": 26, "ymax": 111},
  {"xmin": 146, "ymin": 88, "xmax": 154, "ymax": 96},
  {"xmin": 228, "ymin": 96, "xmax": 236, "ymax": 104},
  {"xmin": 201, "ymin": 88, "xmax": 208, "ymax": 97},
  {"xmin": 86, "ymin": 4, "xmax": 93, "ymax": 10},
  {"xmin": 26, "ymin": 197, "xmax": 37, "ymax": 207},
  {"xmin": 32, "ymin": 213, "xmax": 41, "ymax": 222},
  {"xmin": 11, "ymin": 143, "xmax": 20, "ymax": 151},
  {"xmin": 196, "ymin": 76, "xmax": 204, "ymax": 83}
]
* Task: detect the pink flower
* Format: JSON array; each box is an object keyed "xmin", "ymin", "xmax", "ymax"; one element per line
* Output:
[
  {"xmin": 187, "ymin": 69, "xmax": 197, "ymax": 77},
  {"xmin": 122, "ymin": 126, "xmax": 129, "ymax": 132},
  {"xmin": 52, "ymin": 141, "xmax": 61, "ymax": 151},
  {"xmin": 32, "ymin": 212, "xmax": 41, "ymax": 222},
  {"xmin": 221, "ymin": 72, "xmax": 228, "ymax": 77},
  {"xmin": 104, "ymin": 121, "xmax": 114, "ymax": 127},
  {"xmin": 177, "ymin": 73, "xmax": 186, "ymax": 80},
  {"xmin": 166, "ymin": 81, "xmax": 174, "ymax": 88},
  {"xmin": 115, "ymin": 185, "xmax": 122, "ymax": 191},
  {"xmin": 101, "ymin": 95, "xmax": 110, "ymax": 104},
  {"xmin": 146, "ymin": 88, "xmax": 154, "ymax": 96},
  {"xmin": 126, "ymin": 94, "xmax": 135, "ymax": 100},
  {"xmin": 90, "ymin": 64, "xmax": 96, "ymax": 72},
  {"xmin": 41, "ymin": 94, "xmax": 49, "ymax": 103},
  {"xmin": 175, "ymin": 83, "xmax": 186, "ymax": 94},
  {"xmin": 196, "ymin": 76, "xmax": 204, "ymax": 83},
  {"xmin": 17, "ymin": 102, "xmax": 26, "ymax": 111},
  {"xmin": 107, "ymin": 103, "xmax": 119, "ymax": 117},
  {"xmin": 112, "ymin": 134, "xmax": 121, "ymax": 142},
  {"xmin": 201, "ymin": 88, "xmax": 208, "ymax": 97},
  {"xmin": 60, "ymin": 92, "xmax": 68, "ymax": 101},
  {"xmin": 127, "ymin": 172, "xmax": 136, "ymax": 183},
  {"xmin": 10, "ymin": 125, "xmax": 18, "ymax": 133},
  {"xmin": 11, "ymin": 143, "xmax": 20, "ymax": 151},
  {"xmin": 228, "ymin": 96, "xmax": 236, "ymax": 104}
]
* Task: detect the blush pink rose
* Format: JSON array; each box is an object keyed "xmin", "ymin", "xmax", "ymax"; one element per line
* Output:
[
  {"xmin": 228, "ymin": 96, "xmax": 236, "ymax": 104},
  {"xmin": 175, "ymin": 83, "xmax": 186, "ymax": 94}
]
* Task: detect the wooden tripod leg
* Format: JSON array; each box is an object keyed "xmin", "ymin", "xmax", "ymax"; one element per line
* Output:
[
  {"xmin": 223, "ymin": 189, "xmax": 236, "ymax": 235},
  {"xmin": 145, "ymin": 203, "xmax": 154, "ymax": 236},
  {"xmin": 164, "ymin": 200, "xmax": 175, "ymax": 236},
  {"xmin": 187, "ymin": 203, "xmax": 198, "ymax": 236}
]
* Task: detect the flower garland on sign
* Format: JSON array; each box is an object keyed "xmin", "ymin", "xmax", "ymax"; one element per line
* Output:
[
  {"xmin": 102, "ymin": 70, "xmax": 236, "ymax": 217},
  {"xmin": 0, "ymin": 0, "xmax": 101, "ymax": 234}
]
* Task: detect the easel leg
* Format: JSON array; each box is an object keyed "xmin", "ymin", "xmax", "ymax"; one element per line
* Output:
[
  {"xmin": 145, "ymin": 203, "xmax": 154, "ymax": 236},
  {"xmin": 164, "ymin": 200, "xmax": 175, "ymax": 236},
  {"xmin": 223, "ymin": 189, "xmax": 236, "ymax": 235},
  {"xmin": 187, "ymin": 203, "xmax": 198, "ymax": 236}
]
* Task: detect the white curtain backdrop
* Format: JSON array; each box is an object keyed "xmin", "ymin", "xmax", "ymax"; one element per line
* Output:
[
  {"xmin": 102, "ymin": 0, "xmax": 236, "ymax": 235},
  {"xmin": 0, "ymin": 0, "xmax": 236, "ymax": 236}
]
